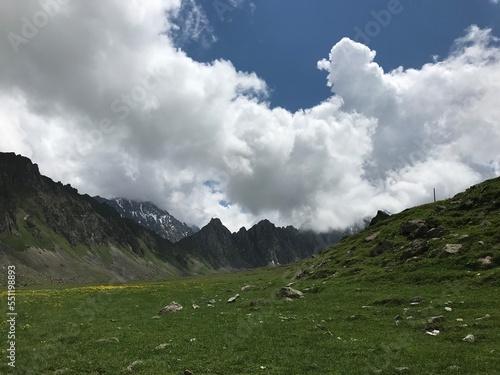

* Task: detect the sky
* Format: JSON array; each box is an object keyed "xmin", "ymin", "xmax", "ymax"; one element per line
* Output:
[{"xmin": 0, "ymin": 0, "xmax": 499, "ymax": 232}]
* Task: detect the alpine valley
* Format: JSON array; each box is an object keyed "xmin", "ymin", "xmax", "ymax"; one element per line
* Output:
[{"xmin": 0, "ymin": 152, "xmax": 348, "ymax": 285}]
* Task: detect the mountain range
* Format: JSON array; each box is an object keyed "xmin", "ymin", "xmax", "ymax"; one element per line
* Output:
[
  {"xmin": 0, "ymin": 152, "xmax": 348, "ymax": 284},
  {"xmin": 93, "ymin": 197, "xmax": 198, "ymax": 243}
]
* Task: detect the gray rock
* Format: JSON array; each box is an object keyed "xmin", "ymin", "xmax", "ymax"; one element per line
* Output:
[
  {"xmin": 208, "ymin": 299, "xmax": 216, "ymax": 305},
  {"xmin": 369, "ymin": 210, "xmax": 391, "ymax": 226},
  {"xmin": 410, "ymin": 296, "xmax": 423, "ymax": 304},
  {"xmin": 127, "ymin": 360, "xmax": 143, "ymax": 372},
  {"xmin": 462, "ymin": 334, "xmax": 475, "ymax": 343},
  {"xmin": 96, "ymin": 337, "xmax": 119, "ymax": 343},
  {"xmin": 400, "ymin": 220, "xmax": 429, "ymax": 239},
  {"xmin": 480, "ymin": 220, "xmax": 492, "ymax": 227},
  {"xmin": 477, "ymin": 256, "xmax": 493, "ymax": 266},
  {"xmin": 365, "ymin": 231, "xmax": 381, "ymax": 242},
  {"xmin": 227, "ymin": 294, "xmax": 240, "ymax": 303},
  {"xmin": 428, "ymin": 315, "xmax": 445, "ymax": 324},
  {"xmin": 401, "ymin": 239, "xmax": 429, "ymax": 260},
  {"xmin": 294, "ymin": 270, "xmax": 308, "ymax": 279},
  {"xmin": 442, "ymin": 244, "xmax": 462, "ymax": 256},
  {"xmin": 159, "ymin": 301, "xmax": 183, "ymax": 314},
  {"xmin": 276, "ymin": 286, "xmax": 304, "ymax": 299},
  {"xmin": 425, "ymin": 227, "xmax": 449, "ymax": 239},
  {"xmin": 371, "ymin": 240, "xmax": 393, "ymax": 256}
]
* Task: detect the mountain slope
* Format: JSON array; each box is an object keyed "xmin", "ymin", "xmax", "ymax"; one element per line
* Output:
[
  {"xmin": 176, "ymin": 217, "xmax": 348, "ymax": 270},
  {"xmin": 0, "ymin": 152, "xmax": 200, "ymax": 284},
  {"xmin": 296, "ymin": 176, "xmax": 500, "ymax": 284},
  {"xmin": 94, "ymin": 197, "xmax": 197, "ymax": 242}
]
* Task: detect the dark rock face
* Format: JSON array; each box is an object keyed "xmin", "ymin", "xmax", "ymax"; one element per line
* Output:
[
  {"xmin": 176, "ymin": 218, "xmax": 345, "ymax": 269},
  {"xmin": 401, "ymin": 239, "xmax": 429, "ymax": 261},
  {"xmin": 0, "ymin": 152, "xmax": 189, "ymax": 272},
  {"xmin": 369, "ymin": 210, "xmax": 391, "ymax": 227},
  {"xmin": 95, "ymin": 197, "xmax": 197, "ymax": 243}
]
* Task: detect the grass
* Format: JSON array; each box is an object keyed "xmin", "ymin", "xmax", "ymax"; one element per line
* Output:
[{"xmin": 1, "ymin": 266, "xmax": 499, "ymax": 375}]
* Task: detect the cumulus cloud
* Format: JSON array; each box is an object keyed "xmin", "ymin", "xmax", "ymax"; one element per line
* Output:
[{"xmin": 0, "ymin": 2, "xmax": 499, "ymax": 232}]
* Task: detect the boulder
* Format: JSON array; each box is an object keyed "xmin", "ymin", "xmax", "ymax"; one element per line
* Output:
[
  {"xmin": 365, "ymin": 231, "xmax": 381, "ymax": 242},
  {"xmin": 400, "ymin": 220, "xmax": 428, "ymax": 238},
  {"xmin": 371, "ymin": 240, "xmax": 394, "ymax": 256},
  {"xmin": 276, "ymin": 287, "xmax": 304, "ymax": 299},
  {"xmin": 477, "ymin": 256, "xmax": 493, "ymax": 266},
  {"xmin": 425, "ymin": 227, "xmax": 448, "ymax": 239},
  {"xmin": 400, "ymin": 239, "xmax": 429, "ymax": 261},
  {"xmin": 369, "ymin": 210, "xmax": 391, "ymax": 226},
  {"xmin": 442, "ymin": 244, "xmax": 462, "ymax": 256},
  {"xmin": 159, "ymin": 301, "xmax": 183, "ymax": 314}
]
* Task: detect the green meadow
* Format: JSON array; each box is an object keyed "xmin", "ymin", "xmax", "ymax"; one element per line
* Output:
[{"xmin": 2, "ymin": 265, "xmax": 499, "ymax": 375}]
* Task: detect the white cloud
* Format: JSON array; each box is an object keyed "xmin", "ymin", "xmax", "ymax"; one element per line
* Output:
[{"xmin": 0, "ymin": 2, "xmax": 499, "ymax": 232}]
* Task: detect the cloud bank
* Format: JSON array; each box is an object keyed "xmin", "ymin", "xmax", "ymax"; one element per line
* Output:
[{"xmin": 0, "ymin": 1, "xmax": 499, "ymax": 232}]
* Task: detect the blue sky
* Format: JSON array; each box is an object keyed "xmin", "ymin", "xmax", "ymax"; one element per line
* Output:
[
  {"xmin": 180, "ymin": 0, "xmax": 500, "ymax": 111},
  {"xmin": 1, "ymin": 1, "xmax": 500, "ymax": 231}
]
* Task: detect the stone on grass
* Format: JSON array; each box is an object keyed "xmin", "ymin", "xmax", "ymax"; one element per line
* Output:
[
  {"xmin": 463, "ymin": 334, "xmax": 476, "ymax": 343},
  {"xmin": 477, "ymin": 256, "xmax": 493, "ymax": 266},
  {"xmin": 371, "ymin": 240, "xmax": 393, "ymax": 256},
  {"xmin": 227, "ymin": 294, "xmax": 240, "ymax": 303},
  {"xmin": 276, "ymin": 286, "xmax": 304, "ymax": 299},
  {"xmin": 96, "ymin": 337, "xmax": 119, "ymax": 343},
  {"xmin": 428, "ymin": 315, "xmax": 445, "ymax": 324},
  {"xmin": 442, "ymin": 244, "xmax": 462, "ymax": 256},
  {"xmin": 159, "ymin": 301, "xmax": 183, "ymax": 314},
  {"xmin": 192, "ymin": 304, "xmax": 200, "ymax": 309},
  {"xmin": 127, "ymin": 360, "xmax": 143, "ymax": 372},
  {"xmin": 155, "ymin": 343, "xmax": 169, "ymax": 350},
  {"xmin": 365, "ymin": 231, "xmax": 380, "ymax": 242},
  {"xmin": 445, "ymin": 306, "xmax": 452, "ymax": 312},
  {"xmin": 426, "ymin": 330, "xmax": 440, "ymax": 336}
]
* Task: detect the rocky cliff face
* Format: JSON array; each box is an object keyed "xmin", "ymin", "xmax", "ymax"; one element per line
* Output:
[
  {"xmin": 176, "ymin": 217, "xmax": 347, "ymax": 270},
  {"xmin": 0, "ymin": 152, "xmax": 191, "ymax": 284},
  {"xmin": 94, "ymin": 197, "xmax": 197, "ymax": 243}
]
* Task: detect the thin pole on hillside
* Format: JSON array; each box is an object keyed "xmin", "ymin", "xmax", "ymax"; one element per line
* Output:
[{"xmin": 433, "ymin": 188, "xmax": 436, "ymax": 203}]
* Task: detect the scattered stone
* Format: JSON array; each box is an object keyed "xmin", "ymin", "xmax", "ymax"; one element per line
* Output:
[
  {"xmin": 276, "ymin": 287, "xmax": 304, "ymax": 299},
  {"xmin": 159, "ymin": 301, "xmax": 183, "ymax": 314},
  {"xmin": 410, "ymin": 296, "xmax": 423, "ymax": 304},
  {"xmin": 369, "ymin": 210, "xmax": 391, "ymax": 226},
  {"xmin": 192, "ymin": 304, "xmax": 200, "ymax": 309},
  {"xmin": 53, "ymin": 368, "xmax": 70, "ymax": 374},
  {"xmin": 445, "ymin": 307, "xmax": 452, "ymax": 312},
  {"xmin": 478, "ymin": 241, "xmax": 485, "ymax": 245},
  {"xmin": 127, "ymin": 360, "xmax": 143, "ymax": 371},
  {"xmin": 401, "ymin": 239, "xmax": 429, "ymax": 260},
  {"xmin": 426, "ymin": 330, "xmax": 440, "ymax": 336},
  {"xmin": 284, "ymin": 297, "xmax": 294, "ymax": 302},
  {"xmin": 477, "ymin": 256, "xmax": 493, "ymax": 266},
  {"xmin": 459, "ymin": 199, "xmax": 475, "ymax": 210},
  {"xmin": 184, "ymin": 370, "xmax": 194, "ymax": 375},
  {"xmin": 475, "ymin": 314, "xmax": 491, "ymax": 321},
  {"xmin": 462, "ymin": 334, "xmax": 476, "ymax": 343},
  {"xmin": 294, "ymin": 269, "xmax": 308, "ymax": 279},
  {"xmin": 403, "ymin": 308, "xmax": 415, "ymax": 317},
  {"xmin": 155, "ymin": 343, "xmax": 169, "ymax": 350},
  {"xmin": 435, "ymin": 205, "xmax": 447, "ymax": 212},
  {"xmin": 96, "ymin": 337, "xmax": 119, "ymax": 343},
  {"xmin": 444, "ymin": 300, "xmax": 453, "ymax": 306},
  {"xmin": 456, "ymin": 318, "xmax": 464, "ymax": 322},
  {"xmin": 371, "ymin": 240, "xmax": 393, "ymax": 256},
  {"xmin": 400, "ymin": 220, "xmax": 428, "ymax": 239},
  {"xmin": 395, "ymin": 367, "xmax": 409, "ymax": 372},
  {"xmin": 480, "ymin": 220, "xmax": 492, "ymax": 227},
  {"xmin": 458, "ymin": 235, "xmax": 470, "ymax": 243},
  {"xmin": 365, "ymin": 231, "xmax": 380, "ymax": 242},
  {"xmin": 208, "ymin": 299, "xmax": 216, "ymax": 305},
  {"xmin": 425, "ymin": 227, "xmax": 449, "ymax": 239},
  {"xmin": 428, "ymin": 315, "xmax": 446, "ymax": 324},
  {"xmin": 447, "ymin": 365, "xmax": 461, "ymax": 371},
  {"xmin": 241, "ymin": 284, "xmax": 252, "ymax": 291},
  {"xmin": 227, "ymin": 294, "xmax": 240, "ymax": 303},
  {"xmin": 442, "ymin": 244, "xmax": 462, "ymax": 256}
]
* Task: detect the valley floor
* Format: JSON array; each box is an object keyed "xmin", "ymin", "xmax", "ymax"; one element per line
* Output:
[{"xmin": 1, "ymin": 265, "xmax": 499, "ymax": 375}]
